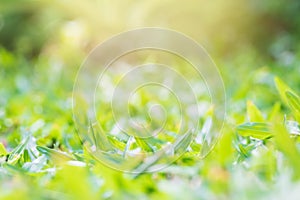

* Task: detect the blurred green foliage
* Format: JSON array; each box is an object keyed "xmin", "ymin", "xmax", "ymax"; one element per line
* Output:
[{"xmin": 1, "ymin": 0, "xmax": 300, "ymax": 199}]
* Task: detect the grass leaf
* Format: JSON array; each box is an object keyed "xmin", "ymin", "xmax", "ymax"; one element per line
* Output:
[
  {"xmin": 274, "ymin": 76, "xmax": 293, "ymax": 106},
  {"xmin": 0, "ymin": 143, "xmax": 7, "ymax": 156},
  {"xmin": 36, "ymin": 146, "xmax": 73, "ymax": 164},
  {"xmin": 272, "ymin": 122, "xmax": 300, "ymax": 180},
  {"xmin": 237, "ymin": 122, "xmax": 272, "ymax": 140},
  {"xmin": 247, "ymin": 101, "xmax": 264, "ymax": 122},
  {"xmin": 286, "ymin": 91, "xmax": 300, "ymax": 115}
]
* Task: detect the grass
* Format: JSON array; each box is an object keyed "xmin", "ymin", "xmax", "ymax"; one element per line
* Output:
[{"xmin": 1, "ymin": 45, "xmax": 300, "ymax": 200}]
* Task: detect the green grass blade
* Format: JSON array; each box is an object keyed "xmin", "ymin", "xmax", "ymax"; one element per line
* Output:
[
  {"xmin": 286, "ymin": 91, "xmax": 300, "ymax": 114},
  {"xmin": 36, "ymin": 146, "xmax": 74, "ymax": 164},
  {"xmin": 237, "ymin": 122, "xmax": 272, "ymax": 140},
  {"xmin": 0, "ymin": 143, "xmax": 7, "ymax": 156},
  {"xmin": 247, "ymin": 101, "xmax": 264, "ymax": 122}
]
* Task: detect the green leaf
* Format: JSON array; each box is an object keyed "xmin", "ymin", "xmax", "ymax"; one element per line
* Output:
[
  {"xmin": 236, "ymin": 144, "xmax": 251, "ymax": 158},
  {"xmin": 132, "ymin": 130, "xmax": 193, "ymax": 178},
  {"xmin": 286, "ymin": 91, "xmax": 300, "ymax": 114},
  {"xmin": 90, "ymin": 122, "xmax": 112, "ymax": 151},
  {"xmin": 8, "ymin": 136, "xmax": 30, "ymax": 162},
  {"xmin": 107, "ymin": 135, "xmax": 126, "ymax": 150},
  {"xmin": 237, "ymin": 122, "xmax": 272, "ymax": 140},
  {"xmin": 135, "ymin": 137, "xmax": 155, "ymax": 152},
  {"xmin": 0, "ymin": 143, "xmax": 7, "ymax": 156},
  {"xmin": 36, "ymin": 146, "xmax": 73, "ymax": 164},
  {"xmin": 247, "ymin": 101, "xmax": 264, "ymax": 122},
  {"xmin": 267, "ymin": 102, "xmax": 281, "ymax": 121},
  {"xmin": 23, "ymin": 149, "xmax": 30, "ymax": 162},
  {"xmin": 173, "ymin": 130, "xmax": 193, "ymax": 154},
  {"xmin": 272, "ymin": 122, "xmax": 300, "ymax": 180},
  {"xmin": 274, "ymin": 76, "xmax": 293, "ymax": 106}
]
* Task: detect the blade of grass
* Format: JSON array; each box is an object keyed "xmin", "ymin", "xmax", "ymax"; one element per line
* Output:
[
  {"xmin": 36, "ymin": 146, "xmax": 74, "ymax": 164},
  {"xmin": 0, "ymin": 143, "xmax": 7, "ymax": 156},
  {"xmin": 237, "ymin": 122, "xmax": 272, "ymax": 140},
  {"xmin": 272, "ymin": 122, "xmax": 300, "ymax": 180},
  {"xmin": 286, "ymin": 91, "xmax": 300, "ymax": 119},
  {"xmin": 247, "ymin": 101, "xmax": 264, "ymax": 122}
]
